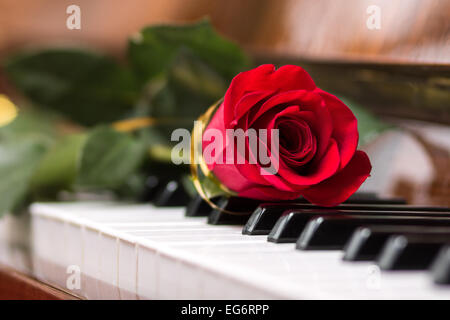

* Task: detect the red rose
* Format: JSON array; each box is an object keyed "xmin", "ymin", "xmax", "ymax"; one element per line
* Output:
[{"xmin": 202, "ymin": 64, "xmax": 371, "ymax": 206}]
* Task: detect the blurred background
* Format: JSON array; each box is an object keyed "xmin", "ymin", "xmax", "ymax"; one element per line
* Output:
[
  {"xmin": 0, "ymin": 0, "xmax": 448, "ymax": 62},
  {"xmin": 0, "ymin": 0, "xmax": 449, "ymax": 206}
]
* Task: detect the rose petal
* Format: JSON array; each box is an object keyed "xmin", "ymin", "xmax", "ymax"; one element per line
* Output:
[
  {"xmin": 316, "ymin": 89, "xmax": 358, "ymax": 169},
  {"xmin": 301, "ymin": 150, "xmax": 372, "ymax": 206},
  {"xmin": 224, "ymin": 65, "xmax": 316, "ymax": 125},
  {"xmin": 209, "ymin": 162, "xmax": 257, "ymax": 193},
  {"xmin": 276, "ymin": 117, "xmax": 316, "ymax": 165},
  {"xmin": 277, "ymin": 138, "xmax": 340, "ymax": 186},
  {"xmin": 249, "ymin": 90, "xmax": 322, "ymax": 125},
  {"xmin": 248, "ymin": 91, "xmax": 332, "ymax": 160},
  {"xmin": 232, "ymin": 90, "xmax": 275, "ymax": 126},
  {"xmin": 295, "ymin": 109, "xmax": 332, "ymax": 161},
  {"xmin": 239, "ymin": 185, "xmax": 301, "ymax": 201}
]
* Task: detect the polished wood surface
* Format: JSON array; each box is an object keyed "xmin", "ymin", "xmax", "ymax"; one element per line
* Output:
[
  {"xmin": 0, "ymin": 265, "xmax": 79, "ymax": 300},
  {"xmin": 255, "ymin": 55, "xmax": 450, "ymax": 124}
]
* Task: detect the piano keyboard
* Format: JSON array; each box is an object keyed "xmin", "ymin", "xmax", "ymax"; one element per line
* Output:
[{"xmin": 30, "ymin": 198, "xmax": 450, "ymax": 300}]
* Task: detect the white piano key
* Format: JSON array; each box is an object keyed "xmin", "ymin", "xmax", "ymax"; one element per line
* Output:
[
  {"xmin": 137, "ymin": 245, "xmax": 158, "ymax": 299},
  {"xmin": 63, "ymin": 222, "xmax": 84, "ymax": 297},
  {"xmin": 30, "ymin": 202, "xmax": 450, "ymax": 300},
  {"xmin": 39, "ymin": 217, "xmax": 67, "ymax": 287},
  {"xmin": 118, "ymin": 239, "xmax": 138, "ymax": 299},
  {"xmin": 157, "ymin": 251, "xmax": 180, "ymax": 299},
  {"xmin": 110, "ymin": 221, "xmax": 207, "ymax": 230},
  {"xmin": 82, "ymin": 227, "xmax": 100, "ymax": 299},
  {"xmin": 31, "ymin": 214, "xmax": 46, "ymax": 280},
  {"xmin": 200, "ymin": 269, "xmax": 231, "ymax": 300},
  {"xmin": 97, "ymin": 233, "xmax": 120, "ymax": 299},
  {"xmin": 224, "ymin": 277, "xmax": 279, "ymax": 300},
  {"xmin": 177, "ymin": 259, "xmax": 202, "ymax": 299}
]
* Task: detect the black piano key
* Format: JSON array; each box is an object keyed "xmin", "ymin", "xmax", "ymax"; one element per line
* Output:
[
  {"xmin": 297, "ymin": 215, "xmax": 450, "ymax": 250},
  {"xmin": 185, "ymin": 195, "xmax": 216, "ymax": 217},
  {"xmin": 432, "ymin": 245, "xmax": 450, "ymax": 285},
  {"xmin": 377, "ymin": 234, "xmax": 450, "ymax": 270},
  {"xmin": 242, "ymin": 206, "xmax": 274, "ymax": 235},
  {"xmin": 343, "ymin": 226, "xmax": 450, "ymax": 261},
  {"xmin": 140, "ymin": 175, "xmax": 166, "ymax": 202},
  {"xmin": 244, "ymin": 203, "xmax": 450, "ymax": 237},
  {"xmin": 344, "ymin": 192, "xmax": 406, "ymax": 205},
  {"xmin": 268, "ymin": 211, "xmax": 315, "ymax": 243},
  {"xmin": 243, "ymin": 203, "xmax": 298, "ymax": 235},
  {"xmin": 153, "ymin": 180, "xmax": 191, "ymax": 207},
  {"xmin": 288, "ymin": 207, "xmax": 450, "ymax": 216},
  {"xmin": 183, "ymin": 192, "xmax": 402, "ymax": 219},
  {"xmin": 207, "ymin": 197, "xmax": 262, "ymax": 225},
  {"xmin": 269, "ymin": 208, "xmax": 450, "ymax": 244}
]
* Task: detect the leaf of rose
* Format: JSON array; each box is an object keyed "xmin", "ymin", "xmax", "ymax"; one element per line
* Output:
[
  {"xmin": 137, "ymin": 49, "xmax": 231, "ymax": 154},
  {"xmin": 75, "ymin": 126, "xmax": 146, "ymax": 189},
  {"xmin": 30, "ymin": 134, "xmax": 87, "ymax": 198},
  {"xmin": 128, "ymin": 19, "xmax": 249, "ymax": 85},
  {"xmin": 4, "ymin": 49, "xmax": 139, "ymax": 126},
  {"xmin": 147, "ymin": 48, "xmax": 228, "ymax": 120},
  {"xmin": 0, "ymin": 108, "xmax": 69, "ymax": 211},
  {"xmin": 0, "ymin": 138, "xmax": 47, "ymax": 217},
  {"xmin": 0, "ymin": 108, "xmax": 60, "ymax": 143}
]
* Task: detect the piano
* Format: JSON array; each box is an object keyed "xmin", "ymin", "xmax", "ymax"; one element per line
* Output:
[
  {"xmin": 0, "ymin": 0, "xmax": 449, "ymax": 300},
  {"xmin": 20, "ymin": 192, "xmax": 448, "ymax": 299}
]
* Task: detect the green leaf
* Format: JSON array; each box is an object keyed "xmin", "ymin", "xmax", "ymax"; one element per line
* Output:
[
  {"xmin": 4, "ymin": 49, "xmax": 139, "ymax": 126},
  {"xmin": 0, "ymin": 108, "xmax": 61, "ymax": 145},
  {"xmin": 149, "ymin": 49, "xmax": 227, "ymax": 118},
  {"xmin": 128, "ymin": 20, "xmax": 249, "ymax": 154},
  {"xmin": 0, "ymin": 138, "xmax": 47, "ymax": 216},
  {"xmin": 30, "ymin": 133, "xmax": 87, "ymax": 197},
  {"xmin": 76, "ymin": 126, "xmax": 145, "ymax": 189},
  {"xmin": 198, "ymin": 174, "xmax": 227, "ymax": 199},
  {"xmin": 342, "ymin": 98, "xmax": 391, "ymax": 147},
  {"xmin": 128, "ymin": 19, "xmax": 249, "ymax": 84},
  {"xmin": 180, "ymin": 175, "xmax": 198, "ymax": 199}
]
